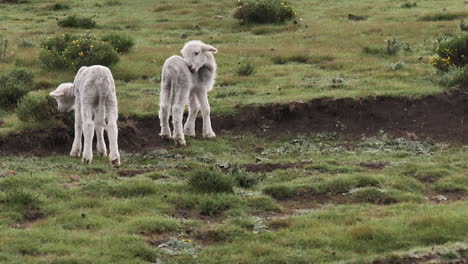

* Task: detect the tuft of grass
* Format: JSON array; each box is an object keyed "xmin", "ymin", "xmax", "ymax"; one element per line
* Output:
[
  {"xmin": 2, "ymin": 189, "xmax": 41, "ymax": 210},
  {"xmin": 386, "ymin": 61, "xmax": 405, "ymax": 71},
  {"xmin": 17, "ymin": 39, "xmax": 34, "ymax": 48},
  {"xmin": 247, "ymin": 195, "xmax": 281, "ymax": 212},
  {"xmin": 400, "ymin": 1, "xmax": 417, "ymax": 8},
  {"xmin": 188, "ymin": 168, "xmax": 234, "ymax": 193},
  {"xmin": 228, "ymin": 165, "xmax": 259, "ymax": 188},
  {"xmin": 263, "ymin": 184, "xmax": 295, "ymax": 199},
  {"xmin": 51, "ymin": 3, "xmax": 70, "ymax": 10},
  {"xmin": 236, "ymin": 61, "xmax": 256, "ymax": 76},
  {"xmin": 104, "ymin": 0, "xmax": 122, "ymax": 6},
  {"xmin": 232, "ymin": 0, "xmax": 297, "ymax": 24},
  {"xmin": 57, "ymin": 15, "xmax": 96, "ymax": 29},
  {"xmin": 418, "ymin": 13, "xmax": 466, "ymax": 22},
  {"xmin": 197, "ymin": 193, "xmax": 238, "ymax": 216},
  {"xmin": 126, "ymin": 216, "xmax": 179, "ymax": 234},
  {"xmin": 272, "ymin": 55, "xmax": 310, "ymax": 64}
]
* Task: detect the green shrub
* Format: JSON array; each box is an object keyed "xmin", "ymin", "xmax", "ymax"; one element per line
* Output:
[
  {"xmin": 101, "ymin": 33, "xmax": 135, "ymax": 53},
  {"xmin": 0, "ymin": 68, "xmax": 33, "ymax": 107},
  {"xmin": 16, "ymin": 94, "xmax": 56, "ymax": 122},
  {"xmin": 188, "ymin": 168, "xmax": 234, "ymax": 193},
  {"xmin": 431, "ymin": 66, "xmax": 468, "ymax": 88},
  {"xmin": 51, "ymin": 3, "xmax": 70, "ymax": 10},
  {"xmin": 57, "ymin": 15, "xmax": 96, "ymax": 29},
  {"xmin": 39, "ymin": 34, "xmax": 119, "ymax": 70},
  {"xmin": 429, "ymin": 34, "xmax": 468, "ymax": 71},
  {"xmin": 233, "ymin": 0, "xmax": 296, "ymax": 24},
  {"xmin": 237, "ymin": 62, "xmax": 256, "ymax": 76},
  {"xmin": 247, "ymin": 196, "xmax": 280, "ymax": 212}
]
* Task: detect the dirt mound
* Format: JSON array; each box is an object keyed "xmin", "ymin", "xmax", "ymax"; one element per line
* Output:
[{"xmin": 0, "ymin": 92, "xmax": 466, "ymax": 155}]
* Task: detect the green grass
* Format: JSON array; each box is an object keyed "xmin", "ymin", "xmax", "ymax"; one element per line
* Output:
[
  {"xmin": 0, "ymin": 0, "xmax": 466, "ymax": 134},
  {"xmin": 0, "ymin": 134, "xmax": 466, "ymax": 263}
]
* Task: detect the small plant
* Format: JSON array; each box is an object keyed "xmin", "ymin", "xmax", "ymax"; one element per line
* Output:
[
  {"xmin": 51, "ymin": 3, "xmax": 70, "ymax": 10},
  {"xmin": 16, "ymin": 94, "xmax": 57, "ymax": 122},
  {"xmin": 237, "ymin": 61, "xmax": 256, "ymax": 76},
  {"xmin": 0, "ymin": 68, "xmax": 34, "ymax": 107},
  {"xmin": 17, "ymin": 40, "xmax": 34, "ymax": 48},
  {"xmin": 461, "ymin": 20, "xmax": 468, "ymax": 32},
  {"xmin": 232, "ymin": 0, "xmax": 297, "ymax": 24},
  {"xmin": 386, "ymin": 61, "xmax": 406, "ymax": 71},
  {"xmin": 101, "ymin": 33, "xmax": 135, "ymax": 53},
  {"xmin": 188, "ymin": 168, "xmax": 234, "ymax": 193},
  {"xmin": 57, "ymin": 15, "xmax": 96, "ymax": 29},
  {"xmin": 39, "ymin": 33, "xmax": 119, "ymax": 70},
  {"xmin": 401, "ymin": 1, "xmax": 417, "ymax": 8}
]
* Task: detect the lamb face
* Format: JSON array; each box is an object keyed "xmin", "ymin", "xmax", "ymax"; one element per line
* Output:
[
  {"xmin": 181, "ymin": 40, "xmax": 217, "ymax": 73},
  {"xmin": 49, "ymin": 83, "xmax": 75, "ymax": 112}
]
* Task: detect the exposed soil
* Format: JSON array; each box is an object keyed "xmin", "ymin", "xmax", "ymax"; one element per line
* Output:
[
  {"xmin": 242, "ymin": 161, "xmax": 311, "ymax": 173},
  {"xmin": 117, "ymin": 169, "xmax": 155, "ymax": 177},
  {"xmin": 371, "ymin": 245, "xmax": 468, "ymax": 264},
  {"xmin": 0, "ymin": 92, "xmax": 466, "ymax": 155}
]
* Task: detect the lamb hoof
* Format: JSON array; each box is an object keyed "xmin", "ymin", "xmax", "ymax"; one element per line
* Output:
[
  {"xmin": 82, "ymin": 158, "xmax": 92, "ymax": 165},
  {"xmin": 184, "ymin": 127, "xmax": 196, "ymax": 137},
  {"xmin": 70, "ymin": 151, "xmax": 81, "ymax": 158},
  {"xmin": 174, "ymin": 138, "xmax": 186, "ymax": 146},
  {"xmin": 111, "ymin": 159, "xmax": 121, "ymax": 168},
  {"xmin": 203, "ymin": 131, "xmax": 216, "ymax": 138},
  {"xmin": 160, "ymin": 134, "xmax": 172, "ymax": 140}
]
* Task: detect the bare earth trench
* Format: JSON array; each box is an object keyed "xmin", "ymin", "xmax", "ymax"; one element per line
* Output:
[{"xmin": 0, "ymin": 91, "xmax": 466, "ymax": 155}]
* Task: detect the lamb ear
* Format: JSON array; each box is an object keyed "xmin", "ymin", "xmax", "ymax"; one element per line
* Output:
[
  {"xmin": 202, "ymin": 44, "xmax": 218, "ymax": 54},
  {"xmin": 180, "ymin": 49, "xmax": 184, "ymax": 55},
  {"xmin": 49, "ymin": 90, "xmax": 64, "ymax": 97}
]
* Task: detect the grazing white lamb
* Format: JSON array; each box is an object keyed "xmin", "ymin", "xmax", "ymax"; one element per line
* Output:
[
  {"xmin": 159, "ymin": 40, "xmax": 218, "ymax": 145},
  {"xmin": 49, "ymin": 65, "xmax": 120, "ymax": 167}
]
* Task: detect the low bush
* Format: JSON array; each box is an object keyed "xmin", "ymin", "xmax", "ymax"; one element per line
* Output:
[
  {"xmin": 263, "ymin": 184, "xmax": 295, "ymax": 199},
  {"xmin": 385, "ymin": 61, "xmax": 405, "ymax": 71},
  {"xmin": 57, "ymin": 15, "xmax": 96, "ymax": 29},
  {"xmin": 228, "ymin": 165, "xmax": 259, "ymax": 188},
  {"xmin": 51, "ymin": 3, "xmax": 70, "ymax": 10},
  {"xmin": 232, "ymin": 0, "xmax": 296, "ymax": 24},
  {"xmin": 16, "ymin": 93, "xmax": 57, "ymax": 122},
  {"xmin": 101, "ymin": 33, "xmax": 135, "ymax": 53},
  {"xmin": 0, "ymin": 68, "xmax": 34, "ymax": 107},
  {"xmin": 39, "ymin": 34, "xmax": 119, "ymax": 70},
  {"xmin": 17, "ymin": 40, "xmax": 34, "ymax": 48},
  {"xmin": 188, "ymin": 168, "xmax": 234, "ymax": 193}
]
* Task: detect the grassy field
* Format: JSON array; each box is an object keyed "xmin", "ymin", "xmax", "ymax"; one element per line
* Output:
[
  {"xmin": 0, "ymin": 0, "xmax": 466, "ymax": 128},
  {"xmin": 0, "ymin": 133, "xmax": 467, "ymax": 263},
  {"xmin": 1, "ymin": 1, "xmax": 467, "ymax": 263}
]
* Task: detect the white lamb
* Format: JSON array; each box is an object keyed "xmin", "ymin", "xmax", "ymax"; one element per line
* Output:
[
  {"xmin": 159, "ymin": 40, "xmax": 218, "ymax": 145},
  {"xmin": 49, "ymin": 65, "xmax": 121, "ymax": 167}
]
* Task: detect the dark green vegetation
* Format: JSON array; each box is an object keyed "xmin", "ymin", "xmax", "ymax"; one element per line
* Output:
[{"xmin": 0, "ymin": 134, "xmax": 467, "ymax": 263}]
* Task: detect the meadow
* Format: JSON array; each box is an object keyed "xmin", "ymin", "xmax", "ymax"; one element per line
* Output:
[{"xmin": 0, "ymin": 0, "xmax": 467, "ymax": 263}]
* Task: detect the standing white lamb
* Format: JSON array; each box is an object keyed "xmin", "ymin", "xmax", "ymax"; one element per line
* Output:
[
  {"xmin": 159, "ymin": 40, "xmax": 218, "ymax": 146},
  {"xmin": 49, "ymin": 65, "xmax": 121, "ymax": 167}
]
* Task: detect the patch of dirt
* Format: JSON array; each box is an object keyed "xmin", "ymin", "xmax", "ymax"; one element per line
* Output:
[
  {"xmin": 371, "ymin": 245, "xmax": 468, "ymax": 264},
  {"xmin": 242, "ymin": 161, "xmax": 311, "ymax": 173},
  {"xmin": 0, "ymin": 92, "xmax": 467, "ymax": 155},
  {"xmin": 426, "ymin": 191, "xmax": 467, "ymax": 203},
  {"xmin": 117, "ymin": 169, "xmax": 154, "ymax": 177},
  {"xmin": 170, "ymin": 208, "xmax": 224, "ymax": 224},
  {"xmin": 358, "ymin": 161, "xmax": 390, "ymax": 170},
  {"xmin": 14, "ymin": 209, "xmax": 47, "ymax": 229}
]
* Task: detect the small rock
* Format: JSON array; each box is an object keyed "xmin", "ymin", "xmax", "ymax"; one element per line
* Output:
[
  {"xmin": 0, "ymin": 170, "xmax": 16, "ymax": 177},
  {"xmin": 212, "ymin": 15, "xmax": 223, "ymax": 20},
  {"xmin": 348, "ymin": 14, "xmax": 367, "ymax": 21},
  {"xmin": 433, "ymin": 195, "xmax": 447, "ymax": 202},
  {"xmin": 181, "ymin": 33, "xmax": 188, "ymax": 39}
]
